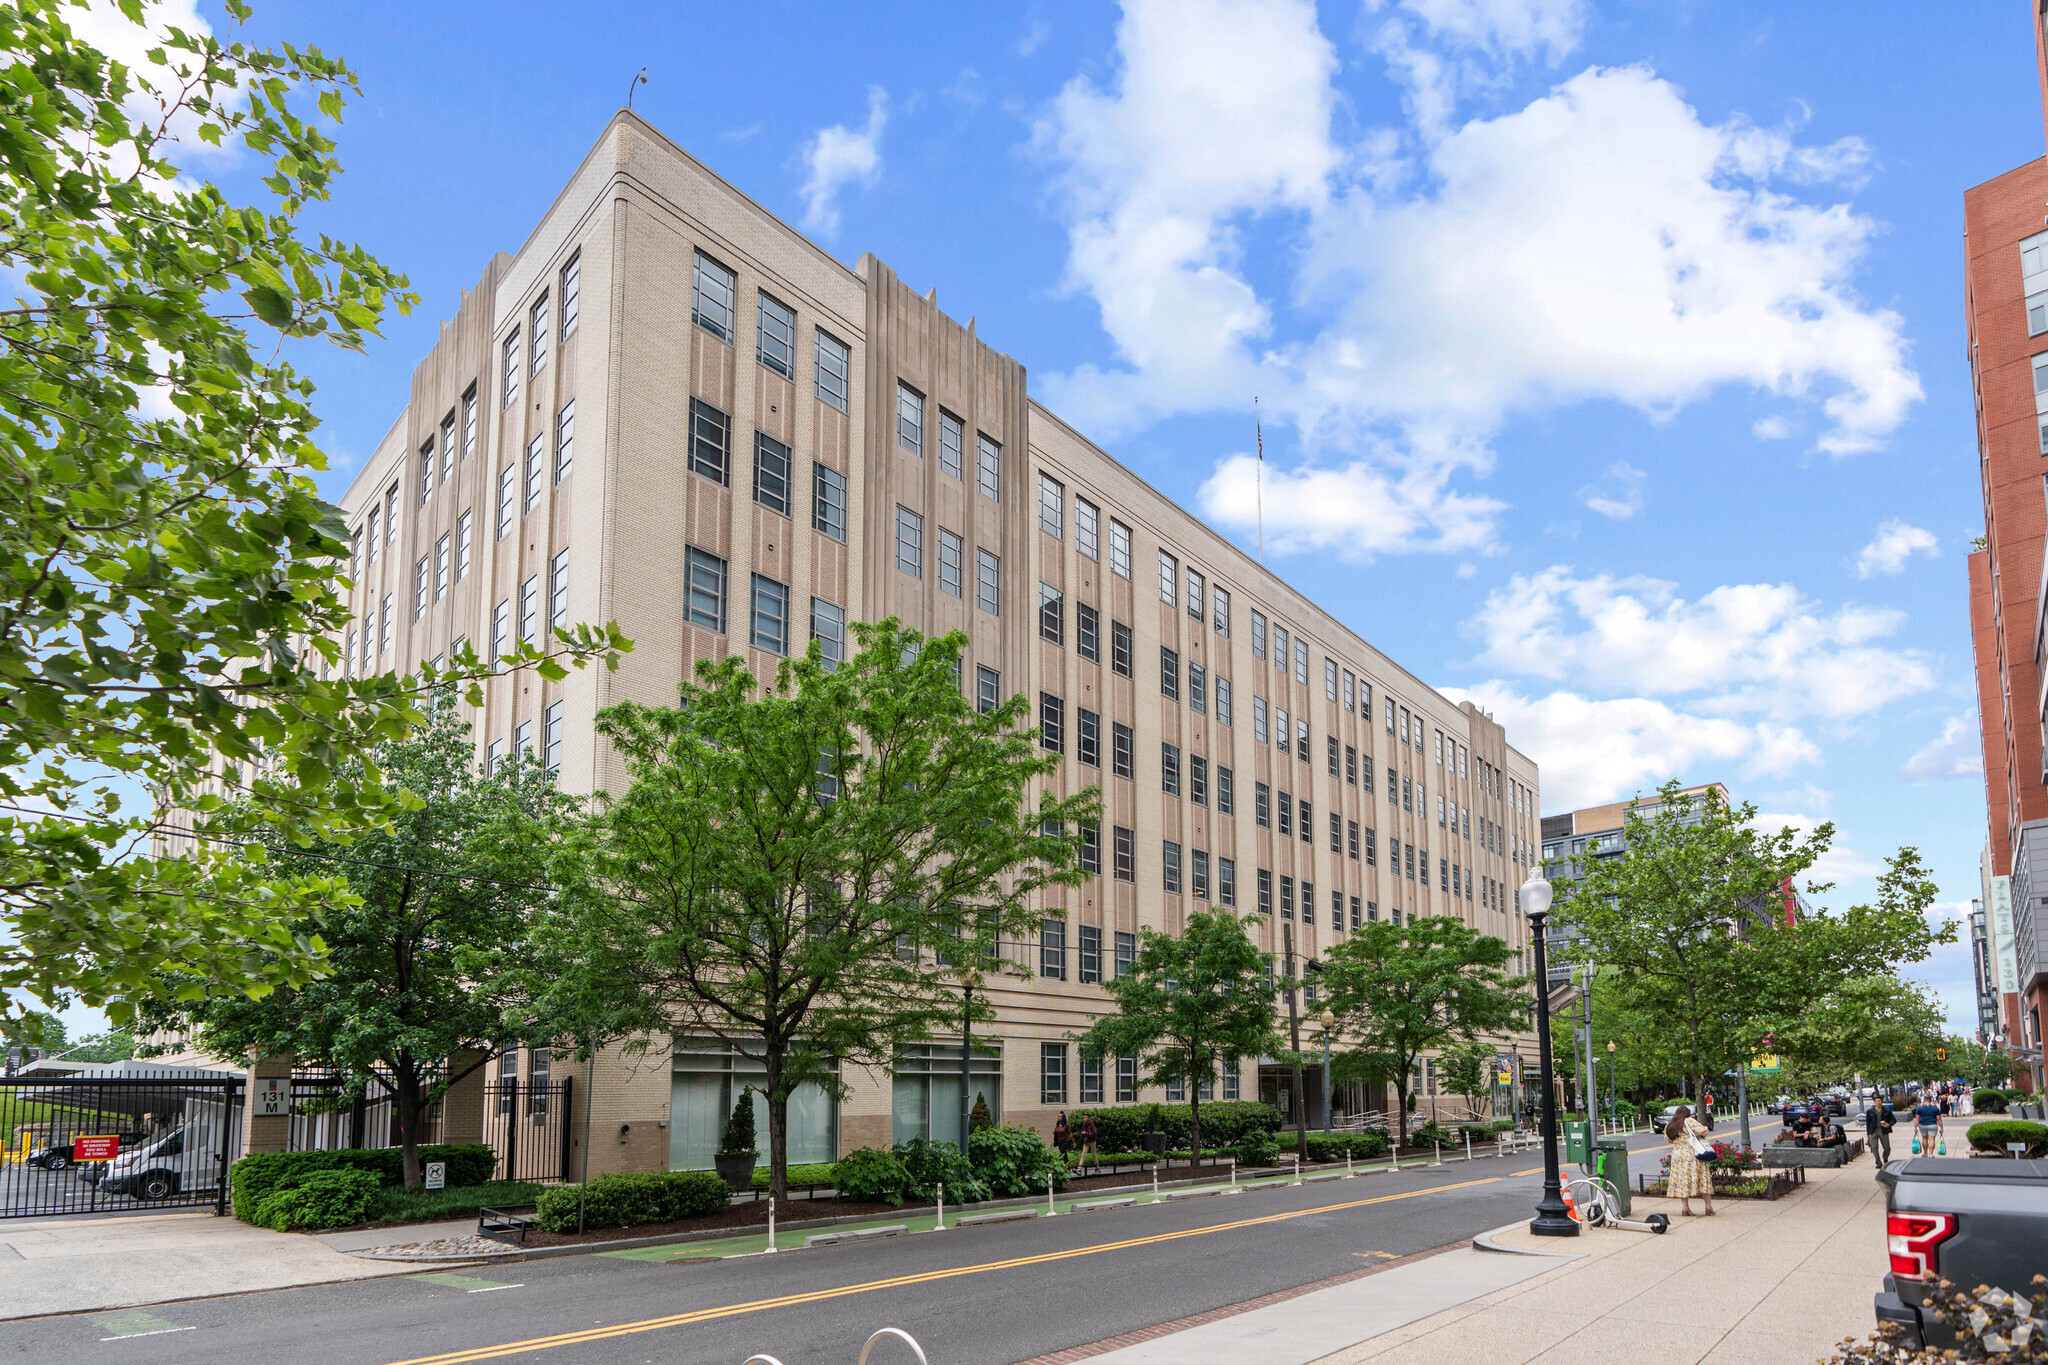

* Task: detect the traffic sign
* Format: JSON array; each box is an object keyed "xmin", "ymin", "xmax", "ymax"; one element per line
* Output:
[
  {"xmin": 424, "ymin": 1161, "xmax": 445, "ymax": 1191},
  {"xmin": 72, "ymin": 1135, "xmax": 119, "ymax": 1161}
]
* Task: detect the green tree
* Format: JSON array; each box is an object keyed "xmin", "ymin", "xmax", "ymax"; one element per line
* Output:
[
  {"xmin": 1551, "ymin": 782, "xmax": 1947, "ymax": 1103},
  {"xmin": 143, "ymin": 694, "xmax": 579, "ymax": 1188},
  {"xmin": 1778, "ymin": 977, "xmax": 1944, "ymax": 1087},
  {"xmin": 1075, "ymin": 909, "xmax": 1279, "ymax": 1167},
  {"xmin": 534, "ymin": 622, "xmax": 1098, "ymax": 1203},
  {"xmin": 1, "ymin": 1009, "xmax": 64, "ymax": 1051},
  {"xmin": 62, "ymin": 1031, "xmax": 136, "ymax": 1064},
  {"xmin": 1438, "ymin": 1038, "xmax": 1497, "ymax": 1118},
  {"xmin": 0, "ymin": 0, "xmax": 627, "ymax": 1032},
  {"xmin": 1318, "ymin": 916, "xmax": 1527, "ymax": 1147}
]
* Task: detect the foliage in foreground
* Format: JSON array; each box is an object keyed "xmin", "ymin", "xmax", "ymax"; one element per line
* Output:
[
  {"xmin": 229, "ymin": 1144, "xmax": 494, "ymax": 1223},
  {"xmin": 252, "ymin": 1167, "xmax": 382, "ymax": 1231},
  {"xmin": 1823, "ymin": 1277, "xmax": 2047, "ymax": 1363}
]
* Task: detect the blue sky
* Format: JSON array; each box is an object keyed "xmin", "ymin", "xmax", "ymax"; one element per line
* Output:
[{"xmin": 47, "ymin": 0, "xmax": 2035, "ymax": 1039}]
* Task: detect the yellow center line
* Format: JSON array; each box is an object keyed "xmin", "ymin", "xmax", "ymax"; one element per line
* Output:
[{"xmin": 384, "ymin": 1175, "xmax": 1506, "ymax": 1365}]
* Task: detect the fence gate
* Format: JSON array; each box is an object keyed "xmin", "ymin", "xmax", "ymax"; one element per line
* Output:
[
  {"xmin": 0, "ymin": 1076, "xmax": 244, "ymax": 1218},
  {"xmin": 482, "ymin": 1076, "xmax": 575, "ymax": 1183}
]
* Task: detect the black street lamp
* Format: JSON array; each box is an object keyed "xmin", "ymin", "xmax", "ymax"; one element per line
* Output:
[{"xmin": 1520, "ymin": 867, "xmax": 1578, "ymax": 1238}]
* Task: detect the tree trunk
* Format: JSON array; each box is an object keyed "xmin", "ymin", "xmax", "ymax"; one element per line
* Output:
[
  {"xmin": 1186, "ymin": 1053, "xmax": 1203, "ymax": 1169},
  {"xmin": 764, "ymin": 1050, "xmax": 789, "ymax": 1205},
  {"xmin": 1395, "ymin": 1061, "xmax": 1411, "ymax": 1148},
  {"xmin": 393, "ymin": 1056, "xmax": 425, "ymax": 1192}
]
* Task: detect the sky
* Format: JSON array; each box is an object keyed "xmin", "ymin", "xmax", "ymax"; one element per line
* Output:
[{"xmin": 42, "ymin": 0, "xmax": 2040, "ymax": 1039}]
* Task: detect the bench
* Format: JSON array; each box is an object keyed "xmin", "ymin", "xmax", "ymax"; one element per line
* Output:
[{"xmin": 1760, "ymin": 1137, "xmax": 1864, "ymax": 1169}]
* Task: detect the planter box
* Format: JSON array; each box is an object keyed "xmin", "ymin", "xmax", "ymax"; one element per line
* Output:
[{"xmin": 1761, "ymin": 1138, "xmax": 1862, "ymax": 1169}]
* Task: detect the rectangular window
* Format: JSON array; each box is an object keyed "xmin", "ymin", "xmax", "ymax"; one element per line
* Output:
[
  {"xmin": 518, "ymin": 575, "xmax": 538, "ymax": 647},
  {"xmin": 1188, "ymin": 662, "xmax": 1206, "ymax": 714},
  {"xmin": 1040, "ymin": 919, "xmax": 1067, "ymax": 981},
  {"xmin": 1112, "ymin": 826, "xmax": 1135, "ymax": 882},
  {"xmin": 419, "ymin": 441, "xmax": 432, "ymax": 505},
  {"xmin": 934, "ymin": 409, "xmax": 964, "ymax": 479},
  {"xmin": 1078, "ymin": 708, "xmax": 1101, "ymax": 767},
  {"xmin": 815, "ymin": 330, "xmax": 851, "ymax": 412},
  {"xmin": 1076, "ymin": 602, "xmax": 1099, "ymax": 661},
  {"xmin": 1325, "ymin": 658, "xmax": 1339, "ymax": 701},
  {"xmin": 976, "ymin": 665, "xmax": 1001, "ymax": 715},
  {"xmin": 1115, "ymin": 1053, "xmax": 1137, "ymax": 1103},
  {"xmin": 1365, "ymin": 827, "xmax": 1377, "ymax": 865},
  {"xmin": 1080, "ymin": 1054, "xmax": 1103, "ymax": 1104},
  {"xmin": 501, "ymin": 330, "xmax": 519, "ymax": 408},
  {"xmin": 524, "ymin": 433, "xmax": 544, "ymax": 513},
  {"xmin": 1079, "ymin": 823, "xmax": 1101, "ymax": 875},
  {"xmin": 485, "ymin": 738, "xmax": 504, "ymax": 777},
  {"xmin": 1040, "ymin": 1044, "xmax": 1067, "ymax": 1105},
  {"xmin": 1296, "ymin": 718, "xmax": 1310, "ymax": 762},
  {"xmin": 2035, "ymin": 292, "xmax": 2048, "ymax": 338},
  {"xmin": 813, "ymin": 463, "xmax": 848, "ymax": 542},
  {"xmin": 1162, "ymin": 742, "xmax": 1181, "ymax": 797},
  {"xmin": 1253, "ymin": 696, "xmax": 1269, "ymax": 743},
  {"xmin": 751, "ymin": 574, "xmax": 790, "ymax": 654},
  {"xmin": 1039, "ymin": 693, "xmax": 1064, "ymax": 753},
  {"xmin": 1111, "ymin": 622, "xmax": 1133, "ymax": 677},
  {"xmin": 897, "ymin": 382, "xmax": 924, "ymax": 456},
  {"xmin": 496, "ymin": 464, "xmax": 514, "ymax": 539},
  {"xmin": 1348, "ymin": 820, "xmax": 1360, "ymax": 860},
  {"xmin": 1078, "ymin": 924, "xmax": 1102, "ymax": 984},
  {"xmin": 1162, "ymin": 840, "xmax": 1182, "ymax": 894},
  {"xmin": 1330, "ymin": 810, "xmax": 1342, "ymax": 853},
  {"xmin": 1217, "ymin": 766, "xmax": 1234, "ymax": 815},
  {"xmin": 1187, "ymin": 570, "xmax": 1204, "ymax": 621},
  {"xmin": 1191, "ymin": 754, "xmax": 1208, "ymax": 806},
  {"xmin": 542, "ymin": 700, "xmax": 563, "ymax": 775},
  {"xmin": 976, "ymin": 433, "xmax": 1001, "ymax": 500},
  {"xmin": 1109, "ymin": 520, "xmax": 1132, "ymax": 578},
  {"xmin": 549, "ymin": 547, "xmax": 569, "ymax": 630},
  {"xmin": 529, "ymin": 293, "xmax": 548, "ymax": 374},
  {"xmin": 1276, "ymin": 707, "xmax": 1289, "ymax": 751},
  {"xmin": 1300, "ymin": 798, "xmax": 1313, "ymax": 842},
  {"xmin": 684, "ymin": 546, "xmax": 727, "ymax": 633},
  {"xmin": 1113, "ymin": 723, "xmax": 1134, "ymax": 779},
  {"xmin": 462, "ymin": 385, "xmax": 477, "ymax": 462},
  {"xmin": 555, "ymin": 399, "xmax": 575, "ymax": 482},
  {"xmin": 1274, "ymin": 625, "xmax": 1288, "ymax": 670},
  {"xmin": 757, "ymin": 293, "xmax": 796, "ymax": 377},
  {"xmin": 1158, "ymin": 551, "xmax": 1177, "ymax": 606},
  {"xmin": 811, "ymin": 598, "xmax": 846, "ymax": 669},
  {"xmin": 1256, "ymin": 783, "xmax": 1271, "ymax": 828},
  {"xmin": 1350, "ymin": 896, "xmax": 1361, "ymax": 931},
  {"xmin": 1257, "ymin": 869, "xmax": 1272, "ymax": 916},
  {"xmin": 1362, "ymin": 754, "xmax": 1375, "ymax": 793},
  {"xmin": 1038, "ymin": 583, "xmax": 1064, "ymax": 645},
  {"xmin": 938, "ymin": 528, "xmax": 964, "ymax": 596},
  {"xmin": 560, "ymin": 252, "xmax": 579, "ymax": 337},
  {"xmin": 413, "ymin": 556, "xmax": 427, "ymax": 620},
  {"xmin": 1280, "ymin": 875, "xmax": 1294, "ymax": 920},
  {"xmin": 692, "ymin": 252, "xmax": 736, "ymax": 341},
  {"xmin": 1038, "ymin": 473, "xmax": 1064, "ymax": 538},
  {"xmin": 1218, "ymin": 856, "xmax": 1236, "ymax": 907},
  {"xmin": 434, "ymin": 534, "xmax": 449, "ymax": 600},
  {"xmin": 1251, "ymin": 610, "xmax": 1267, "ymax": 659},
  {"xmin": 1216, "ymin": 676, "xmax": 1232, "ymax": 727},
  {"xmin": 975, "ymin": 549, "xmax": 1001, "ymax": 614},
  {"xmin": 688, "ymin": 397, "xmax": 731, "ymax": 484},
  {"xmin": 895, "ymin": 506, "xmax": 924, "ymax": 577},
  {"xmin": 1277, "ymin": 791, "xmax": 1293, "ymax": 838},
  {"xmin": 741, "ymin": 432, "xmax": 791, "ymax": 516},
  {"xmin": 1076, "ymin": 498, "xmax": 1099, "ymax": 559},
  {"xmin": 490, "ymin": 599, "xmax": 509, "ymax": 671},
  {"xmin": 1344, "ymin": 671, "xmax": 1355, "ymax": 711},
  {"xmin": 384, "ymin": 485, "xmax": 397, "ymax": 551},
  {"xmin": 1212, "ymin": 588, "xmax": 1231, "ymax": 638},
  {"xmin": 1327, "ymin": 734, "xmax": 1339, "ymax": 777},
  {"xmin": 1346, "ymin": 745, "xmax": 1357, "ymax": 785},
  {"xmin": 1301, "ymin": 881, "xmax": 1314, "ymax": 927},
  {"xmin": 1160, "ymin": 647, "xmax": 1179, "ymax": 701}
]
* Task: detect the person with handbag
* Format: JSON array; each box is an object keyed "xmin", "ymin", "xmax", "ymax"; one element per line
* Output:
[
  {"xmin": 1910, "ymin": 1094, "xmax": 1943, "ymax": 1155},
  {"xmin": 1665, "ymin": 1105, "xmax": 1714, "ymax": 1217}
]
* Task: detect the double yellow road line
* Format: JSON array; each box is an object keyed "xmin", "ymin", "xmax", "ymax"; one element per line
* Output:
[{"xmin": 388, "ymin": 1174, "xmax": 1507, "ymax": 1364}]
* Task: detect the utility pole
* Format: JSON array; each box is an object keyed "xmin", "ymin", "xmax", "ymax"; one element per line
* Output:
[{"xmin": 1284, "ymin": 924, "xmax": 1307, "ymax": 1159}]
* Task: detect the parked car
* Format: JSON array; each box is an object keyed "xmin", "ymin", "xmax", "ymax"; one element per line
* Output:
[
  {"xmin": 1874, "ymin": 1157, "xmax": 2048, "ymax": 1348},
  {"xmin": 1813, "ymin": 1095, "xmax": 1848, "ymax": 1117},
  {"xmin": 1768, "ymin": 1094, "xmax": 1792, "ymax": 1114},
  {"xmin": 92, "ymin": 1126, "xmax": 224, "ymax": 1201}
]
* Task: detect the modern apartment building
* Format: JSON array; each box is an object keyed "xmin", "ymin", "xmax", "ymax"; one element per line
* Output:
[
  {"xmin": 1964, "ymin": 4, "xmax": 2048, "ymax": 1094},
  {"xmin": 331, "ymin": 111, "xmax": 1544, "ymax": 1177}
]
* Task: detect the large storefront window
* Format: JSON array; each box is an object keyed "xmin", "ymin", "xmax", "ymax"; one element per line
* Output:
[
  {"xmin": 670, "ymin": 1038, "xmax": 838, "ymax": 1172},
  {"xmin": 891, "ymin": 1042, "xmax": 1001, "ymax": 1146}
]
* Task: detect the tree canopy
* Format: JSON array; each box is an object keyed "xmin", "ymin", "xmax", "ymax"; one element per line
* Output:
[
  {"xmin": 1075, "ymin": 908, "xmax": 1278, "ymax": 1165},
  {"xmin": 532, "ymin": 621, "xmax": 1098, "ymax": 1201},
  {"xmin": 0, "ymin": 0, "xmax": 625, "ymax": 1029}
]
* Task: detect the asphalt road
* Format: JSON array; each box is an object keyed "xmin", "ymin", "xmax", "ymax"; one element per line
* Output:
[{"xmin": 0, "ymin": 1115, "xmax": 1758, "ymax": 1365}]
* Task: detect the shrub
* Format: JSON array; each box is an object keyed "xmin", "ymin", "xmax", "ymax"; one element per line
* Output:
[
  {"xmin": 750, "ymin": 1162, "xmax": 837, "ymax": 1190},
  {"xmin": 1234, "ymin": 1131, "xmax": 1282, "ymax": 1167},
  {"xmin": 1305, "ymin": 1131, "xmax": 1387, "ymax": 1161},
  {"xmin": 533, "ymin": 1170, "xmax": 727, "ymax": 1232},
  {"xmin": 1973, "ymin": 1088, "xmax": 2013, "ymax": 1114},
  {"xmin": 901, "ymin": 1136, "xmax": 990, "ymax": 1203},
  {"xmin": 1408, "ymin": 1122, "xmax": 1456, "ymax": 1150},
  {"xmin": 1966, "ymin": 1119, "xmax": 2048, "ymax": 1158},
  {"xmin": 1066, "ymin": 1100, "xmax": 1283, "ymax": 1153},
  {"xmin": 718, "ymin": 1087, "xmax": 757, "ymax": 1156},
  {"xmin": 230, "ymin": 1144, "xmax": 497, "ymax": 1223},
  {"xmin": 968, "ymin": 1092, "xmax": 993, "ymax": 1133},
  {"xmin": 1456, "ymin": 1124, "xmax": 1494, "ymax": 1145},
  {"xmin": 969, "ymin": 1124, "xmax": 1064, "ymax": 1197},
  {"xmin": 1492, "ymin": 1118, "xmax": 1516, "ymax": 1132},
  {"xmin": 832, "ymin": 1146, "xmax": 917, "ymax": 1206},
  {"xmin": 253, "ymin": 1167, "xmax": 382, "ymax": 1231}
]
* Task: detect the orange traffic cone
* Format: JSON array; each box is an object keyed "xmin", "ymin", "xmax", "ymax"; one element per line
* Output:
[{"xmin": 1560, "ymin": 1184, "xmax": 1581, "ymax": 1222}]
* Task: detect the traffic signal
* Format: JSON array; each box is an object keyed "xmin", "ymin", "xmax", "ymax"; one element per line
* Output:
[{"xmin": 1935, "ymin": 1047, "xmax": 1946, "ymax": 1062}]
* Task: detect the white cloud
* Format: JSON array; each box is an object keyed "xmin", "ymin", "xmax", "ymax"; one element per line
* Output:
[
  {"xmin": 1752, "ymin": 415, "xmax": 1795, "ymax": 440},
  {"xmin": 799, "ymin": 87, "xmax": 887, "ymax": 235},
  {"xmin": 1854, "ymin": 519, "xmax": 1938, "ymax": 578},
  {"xmin": 1197, "ymin": 447, "xmax": 1503, "ymax": 559},
  {"xmin": 1019, "ymin": 19, "xmax": 1051, "ymax": 56},
  {"xmin": 1903, "ymin": 715, "xmax": 1982, "ymax": 784},
  {"xmin": 1033, "ymin": 5, "xmax": 1920, "ymax": 559},
  {"xmin": 1468, "ymin": 566, "xmax": 1936, "ymax": 720},
  {"xmin": 1578, "ymin": 460, "xmax": 1645, "ymax": 520}
]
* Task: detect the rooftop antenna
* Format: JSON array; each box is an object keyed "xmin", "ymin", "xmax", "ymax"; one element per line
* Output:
[
  {"xmin": 1255, "ymin": 396, "xmax": 1265, "ymax": 563},
  {"xmin": 626, "ymin": 67, "xmax": 648, "ymax": 109}
]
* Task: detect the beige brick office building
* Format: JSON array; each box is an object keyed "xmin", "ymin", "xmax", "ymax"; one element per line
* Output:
[{"xmin": 334, "ymin": 111, "xmax": 1544, "ymax": 1177}]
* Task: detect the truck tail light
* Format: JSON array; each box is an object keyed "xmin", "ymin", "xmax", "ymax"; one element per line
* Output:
[{"xmin": 1887, "ymin": 1212, "xmax": 1956, "ymax": 1279}]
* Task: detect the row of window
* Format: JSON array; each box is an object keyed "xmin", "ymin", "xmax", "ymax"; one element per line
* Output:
[
  {"xmin": 1039, "ymin": 1043, "xmax": 1243, "ymax": 1106},
  {"xmin": 898, "ymin": 506, "xmax": 1002, "ymax": 611},
  {"xmin": 484, "ymin": 699, "xmax": 567, "ymax": 778},
  {"xmin": 897, "ymin": 382, "xmax": 1003, "ymax": 494},
  {"xmin": 501, "ymin": 253, "xmax": 584, "ymax": 414},
  {"xmin": 692, "ymin": 250, "xmax": 853, "ymax": 411},
  {"xmin": 685, "ymin": 397, "xmax": 852, "ymax": 541},
  {"xmin": 677, "ymin": 544, "xmax": 849, "ymax": 664}
]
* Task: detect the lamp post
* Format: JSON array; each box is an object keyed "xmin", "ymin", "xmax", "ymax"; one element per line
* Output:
[
  {"xmin": 960, "ymin": 969, "xmax": 981, "ymax": 1154},
  {"xmin": 1320, "ymin": 1008, "xmax": 1335, "ymax": 1135},
  {"xmin": 1520, "ymin": 867, "xmax": 1578, "ymax": 1237},
  {"xmin": 1606, "ymin": 1040, "xmax": 1617, "ymax": 1126}
]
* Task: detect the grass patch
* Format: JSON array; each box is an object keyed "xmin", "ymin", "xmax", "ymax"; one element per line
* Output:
[{"xmin": 371, "ymin": 1180, "xmax": 543, "ymax": 1226}]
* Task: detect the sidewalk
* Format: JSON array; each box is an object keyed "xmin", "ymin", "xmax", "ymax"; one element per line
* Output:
[
  {"xmin": 0, "ymin": 1211, "xmax": 428, "ymax": 1321},
  {"xmin": 1052, "ymin": 1159, "xmax": 1885, "ymax": 1365}
]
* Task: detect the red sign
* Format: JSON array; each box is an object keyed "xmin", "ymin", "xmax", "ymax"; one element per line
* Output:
[{"xmin": 71, "ymin": 1135, "xmax": 118, "ymax": 1161}]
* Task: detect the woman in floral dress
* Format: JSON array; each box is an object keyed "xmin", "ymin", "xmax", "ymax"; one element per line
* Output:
[{"xmin": 1665, "ymin": 1105, "xmax": 1714, "ymax": 1217}]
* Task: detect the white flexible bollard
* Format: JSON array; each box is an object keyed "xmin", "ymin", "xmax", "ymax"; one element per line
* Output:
[
  {"xmin": 1046, "ymin": 1170, "xmax": 1058, "ymax": 1217},
  {"xmin": 1432, "ymin": 1141, "xmax": 1442, "ymax": 1167},
  {"xmin": 1229, "ymin": 1157, "xmax": 1237, "ymax": 1191},
  {"xmin": 766, "ymin": 1196, "xmax": 777, "ymax": 1254},
  {"xmin": 1465, "ymin": 1133, "xmax": 1472, "ymax": 1162},
  {"xmin": 935, "ymin": 1181, "xmax": 944, "ymax": 1231},
  {"xmin": 1152, "ymin": 1162, "xmax": 1160, "ymax": 1202},
  {"xmin": 1346, "ymin": 1150, "xmax": 1354, "ymax": 1179}
]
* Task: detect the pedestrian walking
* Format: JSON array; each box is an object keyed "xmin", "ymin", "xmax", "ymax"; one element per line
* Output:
[
  {"xmin": 1910, "ymin": 1093, "xmax": 1943, "ymax": 1155},
  {"xmin": 1665, "ymin": 1105, "xmax": 1715, "ymax": 1218},
  {"xmin": 1053, "ymin": 1112, "xmax": 1072, "ymax": 1158},
  {"xmin": 1863, "ymin": 1098, "xmax": 1893, "ymax": 1165},
  {"xmin": 1079, "ymin": 1114, "xmax": 1099, "ymax": 1165}
]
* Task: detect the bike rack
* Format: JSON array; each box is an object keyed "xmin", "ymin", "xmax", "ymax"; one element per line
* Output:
[{"xmin": 741, "ymin": 1326, "xmax": 930, "ymax": 1365}]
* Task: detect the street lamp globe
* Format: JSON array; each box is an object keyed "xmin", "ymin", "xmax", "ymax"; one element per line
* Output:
[
  {"xmin": 1518, "ymin": 867, "xmax": 1552, "ymax": 918},
  {"xmin": 1319, "ymin": 1008, "xmax": 1335, "ymax": 1030}
]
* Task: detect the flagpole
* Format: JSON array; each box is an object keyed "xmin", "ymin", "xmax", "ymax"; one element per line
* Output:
[{"xmin": 1255, "ymin": 397, "xmax": 1264, "ymax": 564}]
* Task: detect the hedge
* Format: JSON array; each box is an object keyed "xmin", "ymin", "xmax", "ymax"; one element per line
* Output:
[
  {"xmin": 1067, "ymin": 1101, "xmax": 1282, "ymax": 1152},
  {"xmin": 1972, "ymin": 1089, "xmax": 2012, "ymax": 1114},
  {"xmin": 1965, "ymin": 1119, "xmax": 2047, "ymax": 1158},
  {"xmin": 534, "ymin": 1170, "xmax": 728, "ymax": 1232},
  {"xmin": 230, "ymin": 1144, "xmax": 497, "ymax": 1224},
  {"xmin": 252, "ymin": 1168, "xmax": 383, "ymax": 1231}
]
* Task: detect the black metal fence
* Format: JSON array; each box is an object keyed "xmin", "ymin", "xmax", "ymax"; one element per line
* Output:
[
  {"xmin": 284, "ymin": 1069, "xmax": 437, "ymax": 1153},
  {"xmin": 482, "ymin": 1077, "xmax": 574, "ymax": 1184},
  {"xmin": 0, "ymin": 1075, "xmax": 243, "ymax": 1218}
]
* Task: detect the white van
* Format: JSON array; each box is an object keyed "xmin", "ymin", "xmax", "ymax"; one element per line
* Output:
[{"xmin": 93, "ymin": 1106, "xmax": 229, "ymax": 1201}]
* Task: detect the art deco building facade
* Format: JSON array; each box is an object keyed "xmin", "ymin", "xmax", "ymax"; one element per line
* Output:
[{"xmin": 334, "ymin": 112, "xmax": 1544, "ymax": 1175}]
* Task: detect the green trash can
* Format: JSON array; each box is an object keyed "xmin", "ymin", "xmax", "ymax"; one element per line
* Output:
[{"xmin": 1593, "ymin": 1137, "xmax": 1631, "ymax": 1216}]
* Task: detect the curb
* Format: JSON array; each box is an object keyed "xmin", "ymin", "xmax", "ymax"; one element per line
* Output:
[{"xmin": 1471, "ymin": 1218, "xmax": 1585, "ymax": 1257}]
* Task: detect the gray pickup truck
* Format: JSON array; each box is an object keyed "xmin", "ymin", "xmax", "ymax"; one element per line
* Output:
[{"xmin": 1874, "ymin": 1157, "xmax": 2048, "ymax": 1348}]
